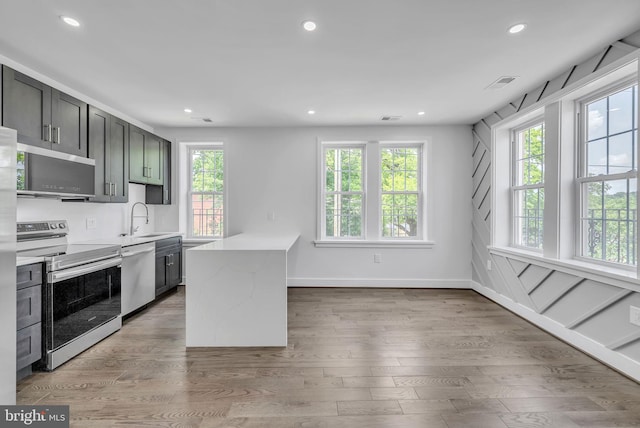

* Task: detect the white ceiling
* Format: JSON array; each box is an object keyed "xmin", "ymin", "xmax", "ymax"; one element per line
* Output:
[{"xmin": 1, "ymin": 0, "xmax": 639, "ymax": 128}]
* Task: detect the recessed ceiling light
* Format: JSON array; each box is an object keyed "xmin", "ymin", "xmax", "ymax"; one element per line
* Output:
[
  {"xmin": 308, "ymin": 110, "xmax": 316, "ymax": 115},
  {"xmin": 508, "ymin": 23, "xmax": 526, "ymax": 34},
  {"xmin": 418, "ymin": 111, "xmax": 425, "ymax": 116},
  {"xmin": 60, "ymin": 15, "xmax": 80, "ymax": 27},
  {"xmin": 302, "ymin": 21, "xmax": 317, "ymax": 31},
  {"xmin": 184, "ymin": 108, "xmax": 192, "ymax": 113}
]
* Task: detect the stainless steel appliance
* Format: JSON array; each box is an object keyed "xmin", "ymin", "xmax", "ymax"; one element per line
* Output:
[
  {"xmin": 17, "ymin": 143, "xmax": 95, "ymax": 198},
  {"xmin": 17, "ymin": 220, "xmax": 122, "ymax": 370},
  {"xmin": 0, "ymin": 126, "xmax": 17, "ymax": 404},
  {"xmin": 121, "ymin": 242, "xmax": 155, "ymax": 316}
]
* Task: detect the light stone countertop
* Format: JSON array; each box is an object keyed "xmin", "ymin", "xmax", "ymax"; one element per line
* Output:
[
  {"xmin": 16, "ymin": 256, "xmax": 45, "ymax": 267},
  {"xmin": 188, "ymin": 233, "xmax": 299, "ymax": 252},
  {"xmin": 74, "ymin": 232, "xmax": 183, "ymax": 248}
]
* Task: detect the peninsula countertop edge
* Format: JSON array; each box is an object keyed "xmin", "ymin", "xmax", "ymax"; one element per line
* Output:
[{"xmin": 187, "ymin": 233, "xmax": 300, "ymax": 252}]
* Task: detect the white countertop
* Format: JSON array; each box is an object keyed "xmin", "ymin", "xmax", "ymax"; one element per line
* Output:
[
  {"xmin": 189, "ymin": 233, "xmax": 299, "ymax": 252},
  {"xmin": 16, "ymin": 232, "xmax": 183, "ymax": 267},
  {"xmin": 16, "ymin": 256, "xmax": 45, "ymax": 267},
  {"xmin": 75, "ymin": 232, "xmax": 183, "ymax": 247}
]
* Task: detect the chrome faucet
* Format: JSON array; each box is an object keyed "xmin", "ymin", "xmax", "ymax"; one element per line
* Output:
[{"xmin": 129, "ymin": 202, "xmax": 149, "ymax": 235}]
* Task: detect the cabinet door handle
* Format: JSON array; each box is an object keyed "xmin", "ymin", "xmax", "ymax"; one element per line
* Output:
[
  {"xmin": 113, "ymin": 183, "xmax": 117, "ymax": 196},
  {"xmin": 104, "ymin": 182, "xmax": 111, "ymax": 196},
  {"xmin": 43, "ymin": 124, "xmax": 51, "ymax": 142},
  {"xmin": 54, "ymin": 127, "xmax": 61, "ymax": 144}
]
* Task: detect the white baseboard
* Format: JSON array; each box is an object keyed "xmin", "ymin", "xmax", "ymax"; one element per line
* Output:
[
  {"xmin": 288, "ymin": 278, "xmax": 472, "ymax": 288},
  {"xmin": 471, "ymin": 281, "xmax": 640, "ymax": 382}
]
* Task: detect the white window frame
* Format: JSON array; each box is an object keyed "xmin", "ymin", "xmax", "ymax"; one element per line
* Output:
[
  {"xmin": 379, "ymin": 142, "xmax": 424, "ymax": 240},
  {"xmin": 510, "ymin": 118, "xmax": 545, "ymax": 251},
  {"xmin": 575, "ymin": 79, "xmax": 638, "ymax": 268},
  {"xmin": 490, "ymin": 58, "xmax": 639, "ymax": 282},
  {"xmin": 316, "ymin": 139, "xmax": 433, "ymax": 248},
  {"xmin": 319, "ymin": 142, "xmax": 367, "ymax": 240},
  {"xmin": 185, "ymin": 143, "xmax": 226, "ymax": 240}
]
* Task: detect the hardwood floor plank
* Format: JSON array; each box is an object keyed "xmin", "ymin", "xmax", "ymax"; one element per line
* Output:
[
  {"xmin": 442, "ymin": 412, "xmax": 510, "ymax": 428},
  {"xmin": 15, "ymin": 286, "xmax": 639, "ymax": 427},
  {"xmin": 342, "ymin": 376, "xmax": 395, "ymax": 388},
  {"xmin": 499, "ymin": 396, "xmax": 606, "ymax": 412},
  {"xmin": 398, "ymin": 399, "xmax": 456, "ymax": 414},
  {"xmin": 228, "ymin": 400, "xmax": 338, "ymax": 417},
  {"xmin": 499, "ymin": 412, "xmax": 581, "ymax": 428},
  {"xmin": 337, "ymin": 400, "xmax": 402, "ymax": 416}
]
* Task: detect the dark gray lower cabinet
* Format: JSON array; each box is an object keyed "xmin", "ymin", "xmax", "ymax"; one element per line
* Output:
[
  {"xmin": 16, "ymin": 263, "xmax": 43, "ymax": 376},
  {"xmin": 155, "ymin": 237, "xmax": 182, "ymax": 296}
]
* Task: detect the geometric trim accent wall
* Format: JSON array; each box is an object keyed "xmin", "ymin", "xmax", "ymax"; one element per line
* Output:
[{"xmin": 471, "ymin": 30, "xmax": 640, "ymax": 379}]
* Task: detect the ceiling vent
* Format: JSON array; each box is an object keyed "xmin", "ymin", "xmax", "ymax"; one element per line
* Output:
[
  {"xmin": 486, "ymin": 76, "xmax": 518, "ymax": 90},
  {"xmin": 191, "ymin": 117, "xmax": 213, "ymax": 123},
  {"xmin": 381, "ymin": 115, "xmax": 402, "ymax": 121}
]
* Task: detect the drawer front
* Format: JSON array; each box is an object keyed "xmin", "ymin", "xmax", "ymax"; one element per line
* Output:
[
  {"xmin": 155, "ymin": 237, "xmax": 182, "ymax": 252},
  {"xmin": 16, "ymin": 263, "xmax": 43, "ymax": 290},
  {"xmin": 17, "ymin": 323, "xmax": 42, "ymax": 369},
  {"xmin": 17, "ymin": 285, "xmax": 42, "ymax": 330}
]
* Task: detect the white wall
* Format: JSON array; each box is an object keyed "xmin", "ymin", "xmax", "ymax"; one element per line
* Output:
[
  {"xmin": 17, "ymin": 184, "xmax": 157, "ymax": 242},
  {"xmin": 157, "ymin": 125, "xmax": 473, "ymax": 287}
]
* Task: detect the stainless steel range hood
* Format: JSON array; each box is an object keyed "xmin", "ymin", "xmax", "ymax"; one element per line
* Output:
[{"xmin": 17, "ymin": 143, "xmax": 95, "ymax": 199}]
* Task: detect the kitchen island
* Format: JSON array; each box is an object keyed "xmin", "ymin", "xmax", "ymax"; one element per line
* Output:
[{"xmin": 185, "ymin": 233, "xmax": 299, "ymax": 347}]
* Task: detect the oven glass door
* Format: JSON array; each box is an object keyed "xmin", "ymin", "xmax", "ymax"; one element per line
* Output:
[{"xmin": 47, "ymin": 263, "xmax": 121, "ymax": 351}]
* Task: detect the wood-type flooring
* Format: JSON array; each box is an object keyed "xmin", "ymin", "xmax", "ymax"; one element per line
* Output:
[{"xmin": 17, "ymin": 287, "xmax": 640, "ymax": 427}]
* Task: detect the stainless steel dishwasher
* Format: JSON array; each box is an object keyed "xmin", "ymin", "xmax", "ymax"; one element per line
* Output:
[{"xmin": 121, "ymin": 242, "xmax": 156, "ymax": 316}]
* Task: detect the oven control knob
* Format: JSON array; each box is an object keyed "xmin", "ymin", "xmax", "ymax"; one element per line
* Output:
[
  {"xmin": 50, "ymin": 223, "xmax": 57, "ymax": 229},
  {"xmin": 58, "ymin": 223, "xmax": 66, "ymax": 229}
]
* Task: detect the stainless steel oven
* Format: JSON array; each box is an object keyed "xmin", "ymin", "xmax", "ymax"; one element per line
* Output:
[{"xmin": 17, "ymin": 220, "xmax": 122, "ymax": 370}]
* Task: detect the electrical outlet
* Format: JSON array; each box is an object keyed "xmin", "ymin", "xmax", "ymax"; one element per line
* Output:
[
  {"xmin": 86, "ymin": 217, "xmax": 97, "ymax": 230},
  {"xmin": 487, "ymin": 259, "xmax": 492, "ymax": 271},
  {"xmin": 630, "ymin": 306, "xmax": 640, "ymax": 326},
  {"xmin": 374, "ymin": 253, "xmax": 382, "ymax": 263}
]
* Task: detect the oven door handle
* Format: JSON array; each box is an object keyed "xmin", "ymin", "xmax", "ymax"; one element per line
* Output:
[{"xmin": 49, "ymin": 257, "xmax": 122, "ymax": 283}]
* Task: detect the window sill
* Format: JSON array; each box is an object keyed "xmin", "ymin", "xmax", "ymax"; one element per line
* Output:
[
  {"xmin": 314, "ymin": 240, "xmax": 435, "ymax": 249},
  {"xmin": 488, "ymin": 246, "xmax": 640, "ymax": 291}
]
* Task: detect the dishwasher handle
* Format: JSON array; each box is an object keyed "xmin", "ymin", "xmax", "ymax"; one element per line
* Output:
[{"xmin": 121, "ymin": 247, "xmax": 155, "ymax": 258}]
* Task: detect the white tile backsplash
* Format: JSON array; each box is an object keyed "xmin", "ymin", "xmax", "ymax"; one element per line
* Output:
[{"xmin": 17, "ymin": 183, "xmax": 155, "ymax": 242}]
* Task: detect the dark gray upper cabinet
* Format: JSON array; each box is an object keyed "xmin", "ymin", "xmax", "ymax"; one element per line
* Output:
[
  {"xmin": 2, "ymin": 65, "xmax": 87, "ymax": 157},
  {"xmin": 129, "ymin": 125, "xmax": 163, "ymax": 186},
  {"xmin": 110, "ymin": 116, "xmax": 130, "ymax": 202},
  {"xmin": 88, "ymin": 106, "xmax": 129, "ymax": 203},
  {"xmin": 161, "ymin": 139, "xmax": 171, "ymax": 204},
  {"xmin": 146, "ymin": 139, "xmax": 171, "ymax": 205}
]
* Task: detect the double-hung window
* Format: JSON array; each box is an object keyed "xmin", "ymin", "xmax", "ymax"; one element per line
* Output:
[
  {"xmin": 319, "ymin": 140, "xmax": 427, "ymax": 245},
  {"xmin": 512, "ymin": 121, "xmax": 545, "ymax": 249},
  {"xmin": 188, "ymin": 146, "xmax": 224, "ymax": 238},
  {"xmin": 381, "ymin": 145, "xmax": 421, "ymax": 238},
  {"xmin": 578, "ymin": 82, "xmax": 638, "ymax": 266},
  {"xmin": 322, "ymin": 144, "xmax": 365, "ymax": 238}
]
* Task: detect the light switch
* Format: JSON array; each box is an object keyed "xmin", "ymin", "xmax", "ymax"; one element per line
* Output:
[{"xmin": 86, "ymin": 217, "xmax": 97, "ymax": 229}]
